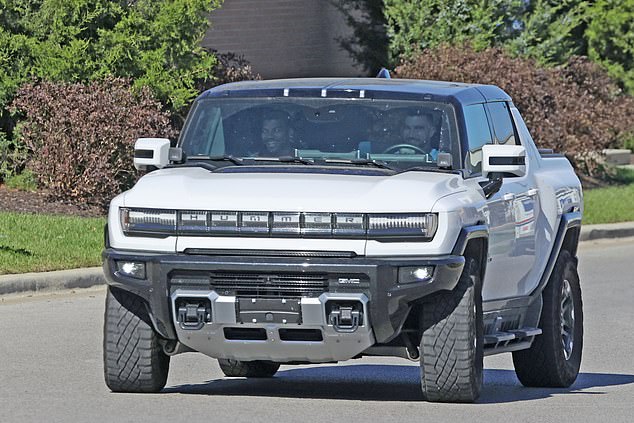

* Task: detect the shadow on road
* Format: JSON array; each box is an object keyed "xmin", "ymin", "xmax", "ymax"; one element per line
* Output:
[{"xmin": 163, "ymin": 364, "xmax": 634, "ymax": 403}]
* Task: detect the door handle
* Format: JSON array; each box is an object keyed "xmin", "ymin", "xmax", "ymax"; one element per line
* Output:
[
  {"xmin": 527, "ymin": 188, "xmax": 539, "ymax": 196},
  {"xmin": 503, "ymin": 193, "xmax": 515, "ymax": 202}
]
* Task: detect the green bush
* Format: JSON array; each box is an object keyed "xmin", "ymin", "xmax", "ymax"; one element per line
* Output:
[
  {"xmin": 382, "ymin": 1, "xmax": 633, "ymax": 94},
  {"xmin": 4, "ymin": 169, "xmax": 37, "ymax": 191},
  {"xmin": 586, "ymin": 0, "xmax": 634, "ymax": 94},
  {"xmin": 394, "ymin": 45, "xmax": 634, "ymax": 177},
  {"xmin": 383, "ymin": 0, "xmax": 514, "ymax": 62},
  {"xmin": 0, "ymin": 0, "xmax": 221, "ymax": 116},
  {"xmin": 0, "ymin": 130, "xmax": 29, "ymax": 182},
  {"xmin": 11, "ymin": 78, "xmax": 176, "ymax": 208}
]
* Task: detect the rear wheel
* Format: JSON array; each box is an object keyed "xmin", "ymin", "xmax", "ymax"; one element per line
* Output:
[
  {"xmin": 103, "ymin": 287, "xmax": 170, "ymax": 393},
  {"xmin": 218, "ymin": 359, "xmax": 280, "ymax": 378},
  {"xmin": 419, "ymin": 257, "xmax": 483, "ymax": 402},
  {"xmin": 513, "ymin": 250, "xmax": 583, "ymax": 387}
]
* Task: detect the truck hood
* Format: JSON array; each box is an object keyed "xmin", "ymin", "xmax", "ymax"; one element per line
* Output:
[{"xmin": 123, "ymin": 167, "xmax": 465, "ymax": 212}]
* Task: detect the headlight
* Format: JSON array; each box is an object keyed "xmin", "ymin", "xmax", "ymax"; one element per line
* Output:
[
  {"xmin": 119, "ymin": 208, "xmax": 437, "ymax": 241},
  {"xmin": 120, "ymin": 208, "xmax": 177, "ymax": 236},
  {"xmin": 368, "ymin": 213, "xmax": 437, "ymax": 241}
]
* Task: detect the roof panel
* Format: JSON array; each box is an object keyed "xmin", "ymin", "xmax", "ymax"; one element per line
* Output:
[{"xmin": 200, "ymin": 77, "xmax": 510, "ymax": 105}]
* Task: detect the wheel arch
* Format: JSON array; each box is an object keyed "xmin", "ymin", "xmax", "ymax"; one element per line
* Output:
[{"xmin": 451, "ymin": 224, "xmax": 488, "ymax": 284}]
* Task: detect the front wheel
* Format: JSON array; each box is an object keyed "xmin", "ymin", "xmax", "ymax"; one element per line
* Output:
[
  {"xmin": 513, "ymin": 250, "xmax": 583, "ymax": 387},
  {"xmin": 218, "ymin": 359, "xmax": 280, "ymax": 378},
  {"xmin": 419, "ymin": 257, "xmax": 483, "ymax": 402},
  {"xmin": 103, "ymin": 287, "xmax": 170, "ymax": 393}
]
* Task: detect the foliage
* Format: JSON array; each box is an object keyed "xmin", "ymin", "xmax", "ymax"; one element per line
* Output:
[
  {"xmin": 11, "ymin": 78, "xmax": 176, "ymax": 208},
  {"xmin": 0, "ymin": 211, "xmax": 105, "ymax": 274},
  {"xmin": 330, "ymin": 0, "xmax": 389, "ymax": 74},
  {"xmin": 394, "ymin": 44, "xmax": 634, "ymax": 177},
  {"xmin": 4, "ymin": 169, "xmax": 36, "ymax": 191},
  {"xmin": 383, "ymin": 0, "xmax": 524, "ymax": 62},
  {"xmin": 0, "ymin": 129, "xmax": 29, "ymax": 181},
  {"xmin": 211, "ymin": 51, "xmax": 261, "ymax": 87},
  {"xmin": 585, "ymin": 0, "xmax": 634, "ymax": 94},
  {"xmin": 0, "ymin": 0, "xmax": 221, "ymax": 116},
  {"xmin": 382, "ymin": 0, "xmax": 633, "ymax": 93},
  {"xmin": 506, "ymin": 0, "xmax": 589, "ymax": 65}
]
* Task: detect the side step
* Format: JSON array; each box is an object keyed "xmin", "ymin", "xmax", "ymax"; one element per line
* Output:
[{"xmin": 483, "ymin": 327, "xmax": 542, "ymax": 356}]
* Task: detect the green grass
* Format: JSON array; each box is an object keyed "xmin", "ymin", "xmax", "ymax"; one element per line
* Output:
[
  {"xmin": 4, "ymin": 170, "xmax": 37, "ymax": 192},
  {"xmin": 584, "ymin": 183, "xmax": 634, "ymax": 225},
  {"xmin": 0, "ymin": 212, "xmax": 105, "ymax": 275}
]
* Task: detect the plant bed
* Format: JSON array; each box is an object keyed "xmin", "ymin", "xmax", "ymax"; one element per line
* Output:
[{"xmin": 0, "ymin": 185, "xmax": 104, "ymax": 218}]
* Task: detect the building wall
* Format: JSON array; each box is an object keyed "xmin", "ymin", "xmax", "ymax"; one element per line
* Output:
[{"xmin": 203, "ymin": 0, "xmax": 363, "ymax": 79}]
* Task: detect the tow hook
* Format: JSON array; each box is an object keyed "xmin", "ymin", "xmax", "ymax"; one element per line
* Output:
[
  {"xmin": 327, "ymin": 302, "xmax": 363, "ymax": 333},
  {"xmin": 176, "ymin": 298, "xmax": 211, "ymax": 330}
]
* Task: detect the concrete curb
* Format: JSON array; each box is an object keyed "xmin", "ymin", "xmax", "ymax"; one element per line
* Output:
[
  {"xmin": 1, "ymin": 223, "xmax": 633, "ymax": 297},
  {"xmin": 579, "ymin": 221, "xmax": 634, "ymax": 242},
  {"xmin": 0, "ymin": 266, "xmax": 105, "ymax": 296}
]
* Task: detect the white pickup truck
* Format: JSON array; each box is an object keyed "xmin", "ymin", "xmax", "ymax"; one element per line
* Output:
[{"xmin": 102, "ymin": 76, "xmax": 583, "ymax": 402}]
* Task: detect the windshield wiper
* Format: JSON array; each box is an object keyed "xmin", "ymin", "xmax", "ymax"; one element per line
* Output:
[
  {"xmin": 188, "ymin": 155, "xmax": 244, "ymax": 166},
  {"xmin": 324, "ymin": 158, "xmax": 396, "ymax": 171},
  {"xmin": 252, "ymin": 156, "xmax": 314, "ymax": 165},
  {"xmin": 396, "ymin": 166, "xmax": 460, "ymax": 175}
]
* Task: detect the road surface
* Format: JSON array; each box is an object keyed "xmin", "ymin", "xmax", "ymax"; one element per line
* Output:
[{"xmin": 1, "ymin": 238, "xmax": 633, "ymax": 422}]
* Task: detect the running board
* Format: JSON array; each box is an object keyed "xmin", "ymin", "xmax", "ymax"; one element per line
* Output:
[{"xmin": 483, "ymin": 327, "xmax": 542, "ymax": 356}]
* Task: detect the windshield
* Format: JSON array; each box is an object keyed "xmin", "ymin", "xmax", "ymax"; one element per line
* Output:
[{"xmin": 179, "ymin": 97, "xmax": 461, "ymax": 171}]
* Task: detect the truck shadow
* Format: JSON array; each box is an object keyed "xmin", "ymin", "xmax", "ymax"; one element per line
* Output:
[{"xmin": 163, "ymin": 365, "xmax": 634, "ymax": 403}]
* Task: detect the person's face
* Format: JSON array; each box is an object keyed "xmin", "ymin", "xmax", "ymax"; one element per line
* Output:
[
  {"xmin": 261, "ymin": 119, "xmax": 290, "ymax": 155},
  {"xmin": 402, "ymin": 115, "xmax": 433, "ymax": 147}
]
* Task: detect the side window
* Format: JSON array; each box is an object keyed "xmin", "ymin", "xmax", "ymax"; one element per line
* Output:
[
  {"xmin": 463, "ymin": 104, "xmax": 493, "ymax": 174},
  {"xmin": 487, "ymin": 102, "xmax": 517, "ymax": 145}
]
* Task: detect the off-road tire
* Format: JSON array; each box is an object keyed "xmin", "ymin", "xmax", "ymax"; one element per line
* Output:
[
  {"xmin": 419, "ymin": 257, "xmax": 483, "ymax": 402},
  {"xmin": 512, "ymin": 250, "xmax": 583, "ymax": 387},
  {"xmin": 103, "ymin": 287, "xmax": 170, "ymax": 393},
  {"xmin": 218, "ymin": 359, "xmax": 280, "ymax": 378}
]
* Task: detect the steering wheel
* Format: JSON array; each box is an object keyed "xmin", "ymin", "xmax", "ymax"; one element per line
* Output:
[{"xmin": 383, "ymin": 144, "xmax": 426, "ymax": 155}]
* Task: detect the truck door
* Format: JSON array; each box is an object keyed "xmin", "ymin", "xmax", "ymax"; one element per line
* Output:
[{"xmin": 484, "ymin": 102, "xmax": 539, "ymax": 300}]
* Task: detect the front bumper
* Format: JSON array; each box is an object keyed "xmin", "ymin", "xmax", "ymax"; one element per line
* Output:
[{"xmin": 103, "ymin": 249, "xmax": 464, "ymax": 362}]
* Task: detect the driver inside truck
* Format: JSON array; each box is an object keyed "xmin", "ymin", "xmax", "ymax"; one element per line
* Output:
[
  {"xmin": 260, "ymin": 110, "xmax": 294, "ymax": 157},
  {"xmin": 392, "ymin": 110, "xmax": 439, "ymax": 160}
]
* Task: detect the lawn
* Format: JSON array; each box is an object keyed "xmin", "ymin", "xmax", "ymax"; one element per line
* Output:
[
  {"xmin": 0, "ymin": 212, "xmax": 105, "ymax": 275},
  {"xmin": 583, "ymin": 182, "xmax": 634, "ymax": 225}
]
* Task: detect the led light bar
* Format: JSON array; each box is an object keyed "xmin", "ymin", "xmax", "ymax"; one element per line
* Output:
[
  {"xmin": 368, "ymin": 213, "xmax": 437, "ymax": 240},
  {"xmin": 120, "ymin": 208, "xmax": 177, "ymax": 235},
  {"xmin": 119, "ymin": 208, "xmax": 437, "ymax": 241}
]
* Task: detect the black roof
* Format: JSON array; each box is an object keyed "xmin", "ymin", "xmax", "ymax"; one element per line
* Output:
[{"xmin": 199, "ymin": 77, "xmax": 512, "ymax": 106}]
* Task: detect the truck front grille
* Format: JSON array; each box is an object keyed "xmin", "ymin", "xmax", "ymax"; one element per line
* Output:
[{"xmin": 210, "ymin": 272, "xmax": 329, "ymax": 297}]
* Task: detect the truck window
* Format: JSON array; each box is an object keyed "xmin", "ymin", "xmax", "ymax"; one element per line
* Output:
[
  {"xmin": 463, "ymin": 104, "xmax": 493, "ymax": 174},
  {"xmin": 487, "ymin": 102, "xmax": 517, "ymax": 145}
]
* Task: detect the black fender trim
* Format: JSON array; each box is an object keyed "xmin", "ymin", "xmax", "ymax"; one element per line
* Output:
[
  {"xmin": 529, "ymin": 211, "xmax": 582, "ymax": 298},
  {"xmin": 451, "ymin": 224, "xmax": 489, "ymax": 256}
]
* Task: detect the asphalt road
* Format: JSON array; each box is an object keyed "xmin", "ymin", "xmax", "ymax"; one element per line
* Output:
[{"xmin": 1, "ymin": 238, "xmax": 633, "ymax": 423}]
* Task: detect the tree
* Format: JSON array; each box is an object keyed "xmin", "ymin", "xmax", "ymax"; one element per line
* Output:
[
  {"xmin": 383, "ymin": 0, "xmax": 524, "ymax": 63},
  {"xmin": 505, "ymin": 0, "xmax": 589, "ymax": 65},
  {"xmin": 0, "ymin": 0, "xmax": 222, "ymax": 118},
  {"xmin": 331, "ymin": 0, "xmax": 389, "ymax": 74},
  {"xmin": 585, "ymin": 0, "xmax": 634, "ymax": 93}
]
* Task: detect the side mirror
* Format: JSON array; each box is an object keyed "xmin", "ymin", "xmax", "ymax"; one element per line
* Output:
[
  {"xmin": 134, "ymin": 138, "xmax": 179, "ymax": 171},
  {"xmin": 482, "ymin": 144, "xmax": 526, "ymax": 179}
]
